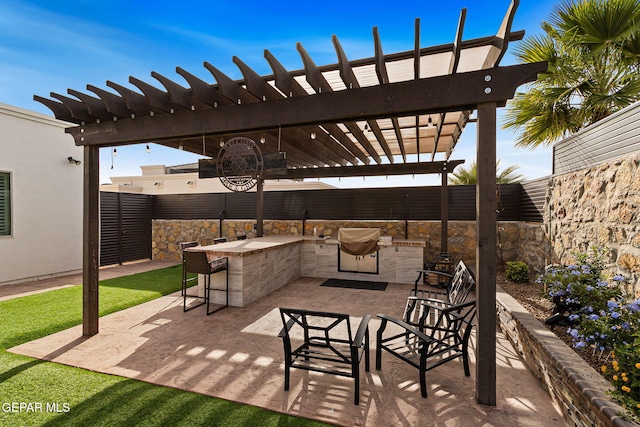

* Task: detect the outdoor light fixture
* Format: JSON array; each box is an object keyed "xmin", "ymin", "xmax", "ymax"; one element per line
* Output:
[
  {"xmin": 146, "ymin": 144, "xmax": 151, "ymax": 153},
  {"xmin": 427, "ymin": 115, "xmax": 434, "ymax": 128},
  {"xmin": 310, "ymin": 132, "xmax": 317, "ymax": 140},
  {"xmin": 260, "ymin": 135, "xmax": 266, "ymax": 144},
  {"xmin": 113, "ymin": 147, "xmax": 117, "ymax": 156},
  {"xmin": 67, "ymin": 156, "xmax": 81, "ymax": 165},
  {"xmin": 178, "ymin": 142, "xmax": 184, "ymax": 150}
]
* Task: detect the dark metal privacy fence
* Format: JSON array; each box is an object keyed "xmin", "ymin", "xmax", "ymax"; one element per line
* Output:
[
  {"xmin": 151, "ymin": 184, "xmax": 528, "ymax": 221},
  {"xmin": 100, "ymin": 182, "xmax": 547, "ymax": 265}
]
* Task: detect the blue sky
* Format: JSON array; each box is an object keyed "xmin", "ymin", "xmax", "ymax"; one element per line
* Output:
[{"xmin": 1, "ymin": 0, "xmax": 558, "ymax": 186}]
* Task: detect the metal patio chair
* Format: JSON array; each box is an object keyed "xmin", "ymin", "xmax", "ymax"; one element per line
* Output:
[
  {"xmin": 376, "ymin": 299, "xmax": 476, "ymax": 397},
  {"xmin": 278, "ymin": 308, "xmax": 371, "ymax": 405}
]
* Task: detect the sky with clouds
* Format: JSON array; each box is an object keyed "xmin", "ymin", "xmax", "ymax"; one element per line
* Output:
[{"xmin": 1, "ymin": 0, "xmax": 558, "ymax": 186}]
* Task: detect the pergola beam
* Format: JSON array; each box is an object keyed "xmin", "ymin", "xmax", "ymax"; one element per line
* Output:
[
  {"xmin": 66, "ymin": 62, "xmax": 545, "ymax": 146},
  {"xmin": 261, "ymin": 160, "xmax": 464, "ymax": 180}
]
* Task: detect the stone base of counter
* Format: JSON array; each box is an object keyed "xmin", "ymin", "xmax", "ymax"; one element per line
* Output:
[
  {"xmin": 196, "ymin": 235, "xmax": 423, "ymax": 307},
  {"xmin": 205, "ymin": 241, "xmax": 301, "ymax": 307},
  {"xmin": 302, "ymin": 240, "xmax": 423, "ymax": 284}
]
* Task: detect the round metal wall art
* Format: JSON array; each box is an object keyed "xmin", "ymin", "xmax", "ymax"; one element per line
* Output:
[{"xmin": 216, "ymin": 137, "xmax": 263, "ymax": 192}]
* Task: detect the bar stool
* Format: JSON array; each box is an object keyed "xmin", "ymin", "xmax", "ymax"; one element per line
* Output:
[
  {"xmin": 179, "ymin": 241, "xmax": 199, "ymax": 296},
  {"xmin": 182, "ymin": 250, "xmax": 228, "ymax": 314}
]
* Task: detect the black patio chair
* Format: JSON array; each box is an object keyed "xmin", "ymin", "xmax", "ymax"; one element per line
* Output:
[
  {"xmin": 405, "ymin": 260, "xmax": 475, "ymax": 328},
  {"xmin": 376, "ymin": 299, "xmax": 476, "ymax": 398},
  {"xmin": 213, "ymin": 237, "xmax": 227, "ymax": 244},
  {"xmin": 182, "ymin": 250, "xmax": 228, "ymax": 314},
  {"xmin": 278, "ymin": 308, "xmax": 371, "ymax": 405}
]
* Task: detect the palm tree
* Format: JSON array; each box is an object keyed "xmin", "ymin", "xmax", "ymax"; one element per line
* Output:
[
  {"xmin": 503, "ymin": 0, "xmax": 640, "ymax": 148},
  {"xmin": 448, "ymin": 160, "xmax": 525, "ymax": 185}
]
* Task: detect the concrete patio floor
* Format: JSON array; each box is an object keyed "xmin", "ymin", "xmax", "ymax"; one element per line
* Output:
[{"xmin": 9, "ymin": 269, "xmax": 567, "ymax": 426}]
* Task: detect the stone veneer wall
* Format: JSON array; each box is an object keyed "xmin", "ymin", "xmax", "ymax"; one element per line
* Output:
[
  {"xmin": 497, "ymin": 286, "xmax": 637, "ymax": 427},
  {"xmin": 546, "ymin": 152, "xmax": 640, "ymax": 294},
  {"xmin": 152, "ymin": 219, "xmax": 546, "ymax": 273}
]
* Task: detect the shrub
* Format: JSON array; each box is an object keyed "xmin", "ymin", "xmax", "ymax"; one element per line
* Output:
[
  {"xmin": 505, "ymin": 261, "xmax": 530, "ymax": 283},
  {"xmin": 541, "ymin": 246, "xmax": 640, "ymax": 421},
  {"xmin": 541, "ymin": 247, "xmax": 625, "ymax": 352},
  {"xmin": 542, "ymin": 248, "xmax": 621, "ymax": 315}
]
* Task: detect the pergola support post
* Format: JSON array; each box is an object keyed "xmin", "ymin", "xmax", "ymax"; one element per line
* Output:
[
  {"xmin": 83, "ymin": 145, "xmax": 100, "ymax": 336},
  {"xmin": 475, "ymin": 101, "xmax": 497, "ymax": 405},
  {"xmin": 440, "ymin": 167, "xmax": 449, "ymax": 253},
  {"xmin": 256, "ymin": 178, "xmax": 264, "ymax": 237}
]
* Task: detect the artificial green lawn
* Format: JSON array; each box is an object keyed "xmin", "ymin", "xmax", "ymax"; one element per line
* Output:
[{"xmin": 0, "ymin": 266, "xmax": 329, "ymax": 426}]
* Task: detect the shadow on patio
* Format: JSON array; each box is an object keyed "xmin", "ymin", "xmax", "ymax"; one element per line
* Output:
[{"xmin": 10, "ymin": 277, "xmax": 566, "ymax": 426}]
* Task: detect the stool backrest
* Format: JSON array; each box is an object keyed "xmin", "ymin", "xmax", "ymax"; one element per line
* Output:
[{"xmin": 183, "ymin": 251, "xmax": 211, "ymax": 274}]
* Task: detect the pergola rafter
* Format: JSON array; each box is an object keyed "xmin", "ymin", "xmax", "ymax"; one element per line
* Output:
[{"xmin": 34, "ymin": 0, "xmax": 546, "ymax": 407}]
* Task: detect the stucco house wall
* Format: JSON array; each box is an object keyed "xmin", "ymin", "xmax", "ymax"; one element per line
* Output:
[{"xmin": 0, "ymin": 102, "xmax": 83, "ymax": 285}]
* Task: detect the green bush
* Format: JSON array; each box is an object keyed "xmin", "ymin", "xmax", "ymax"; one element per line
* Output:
[{"xmin": 505, "ymin": 261, "xmax": 530, "ymax": 283}]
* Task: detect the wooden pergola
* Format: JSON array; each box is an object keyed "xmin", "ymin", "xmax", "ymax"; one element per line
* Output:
[{"xmin": 35, "ymin": 0, "xmax": 545, "ymax": 405}]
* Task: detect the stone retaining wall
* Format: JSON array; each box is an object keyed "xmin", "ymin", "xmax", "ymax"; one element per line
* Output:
[
  {"xmin": 152, "ymin": 219, "xmax": 545, "ymax": 272},
  {"xmin": 497, "ymin": 286, "xmax": 637, "ymax": 427},
  {"xmin": 546, "ymin": 152, "xmax": 640, "ymax": 294}
]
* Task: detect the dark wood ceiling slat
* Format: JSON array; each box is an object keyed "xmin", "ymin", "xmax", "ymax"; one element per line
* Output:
[
  {"xmin": 232, "ymin": 56, "xmax": 279, "ymax": 101},
  {"xmin": 204, "ymin": 62, "xmax": 258, "ymax": 105},
  {"xmin": 86, "ymin": 85, "xmax": 133, "ymax": 119},
  {"xmin": 106, "ymin": 81, "xmax": 153, "ymax": 116},
  {"xmin": 297, "ymin": 43, "xmax": 383, "ymax": 164},
  {"xmin": 285, "ymin": 127, "xmax": 346, "ymax": 166},
  {"xmin": 317, "ymin": 123, "xmax": 370, "ymax": 165},
  {"xmin": 373, "ymin": 27, "xmax": 406, "ymax": 162},
  {"xmin": 260, "ymin": 129, "xmax": 325, "ymax": 167},
  {"xmin": 333, "ymin": 35, "xmax": 395, "ymax": 164},
  {"xmin": 299, "ymin": 126, "xmax": 352, "ymax": 166},
  {"xmin": 264, "ymin": 50, "xmax": 370, "ymax": 165},
  {"xmin": 483, "ymin": 0, "xmax": 519, "ymax": 69},
  {"xmin": 129, "ymin": 76, "xmax": 175, "ymax": 113},
  {"xmin": 67, "ymin": 89, "xmax": 113, "ymax": 122},
  {"xmin": 234, "ymin": 56, "xmax": 355, "ymax": 166},
  {"xmin": 33, "ymin": 95, "xmax": 76, "ymax": 123},
  {"xmin": 263, "ymin": 50, "xmax": 308, "ymax": 98},
  {"xmin": 151, "ymin": 71, "xmax": 195, "ymax": 110},
  {"xmin": 49, "ymin": 92, "xmax": 94, "ymax": 122},
  {"xmin": 175, "ymin": 67, "xmax": 233, "ymax": 108},
  {"xmin": 432, "ymin": 8, "xmax": 467, "ymax": 160}
]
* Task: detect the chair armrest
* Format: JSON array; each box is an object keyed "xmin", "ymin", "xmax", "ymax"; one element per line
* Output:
[
  {"xmin": 353, "ymin": 314, "xmax": 372, "ymax": 348},
  {"xmin": 278, "ymin": 313, "xmax": 301, "ymax": 338},
  {"xmin": 377, "ymin": 313, "xmax": 431, "ymax": 343}
]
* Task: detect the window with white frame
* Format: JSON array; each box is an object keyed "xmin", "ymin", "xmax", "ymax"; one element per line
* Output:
[{"xmin": 0, "ymin": 172, "xmax": 11, "ymax": 236}]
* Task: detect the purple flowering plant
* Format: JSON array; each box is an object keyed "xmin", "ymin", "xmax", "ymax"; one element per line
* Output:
[{"xmin": 541, "ymin": 247, "xmax": 633, "ymax": 354}]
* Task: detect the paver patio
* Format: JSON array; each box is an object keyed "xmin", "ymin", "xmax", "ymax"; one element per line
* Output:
[{"xmin": 9, "ymin": 274, "xmax": 567, "ymax": 426}]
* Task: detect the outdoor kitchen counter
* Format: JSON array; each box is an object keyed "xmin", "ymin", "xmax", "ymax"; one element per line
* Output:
[
  {"xmin": 196, "ymin": 235, "xmax": 303, "ymax": 258},
  {"xmin": 192, "ymin": 235, "xmax": 303, "ymax": 307},
  {"xmin": 191, "ymin": 235, "xmax": 424, "ymax": 307}
]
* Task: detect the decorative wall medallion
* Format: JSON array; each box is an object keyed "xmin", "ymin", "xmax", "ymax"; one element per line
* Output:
[{"xmin": 216, "ymin": 137, "xmax": 263, "ymax": 192}]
